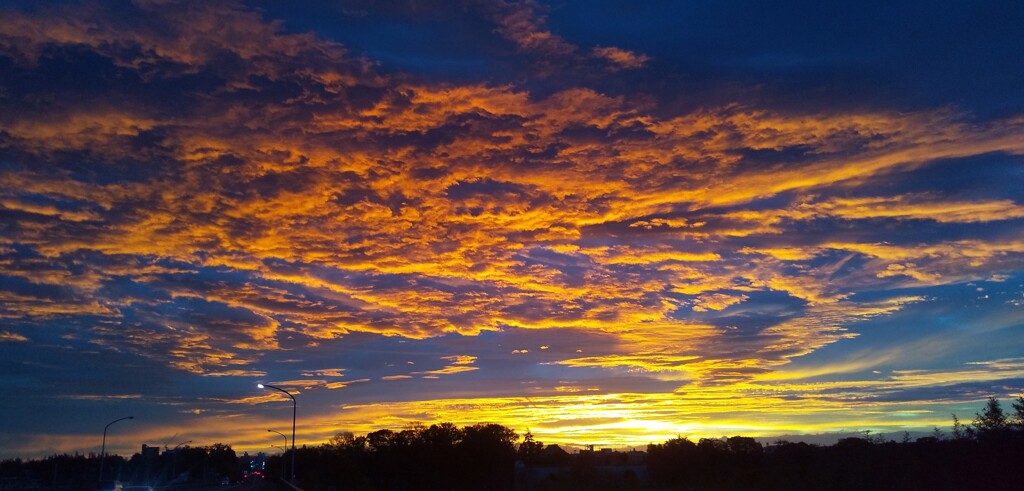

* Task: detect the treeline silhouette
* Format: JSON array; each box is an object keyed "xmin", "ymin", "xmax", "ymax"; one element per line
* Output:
[
  {"xmin": 278, "ymin": 396, "xmax": 1024, "ymax": 490},
  {"xmin": 647, "ymin": 395, "xmax": 1024, "ymax": 491},
  {"xmin": 0, "ymin": 443, "xmax": 238, "ymax": 489},
  {"xmin": 272, "ymin": 422, "xmax": 519, "ymax": 490},
  {"xmin": 4, "ymin": 396, "xmax": 1024, "ymax": 490}
]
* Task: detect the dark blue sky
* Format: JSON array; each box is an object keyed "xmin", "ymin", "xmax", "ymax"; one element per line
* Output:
[{"xmin": 248, "ymin": 0, "xmax": 1024, "ymax": 115}]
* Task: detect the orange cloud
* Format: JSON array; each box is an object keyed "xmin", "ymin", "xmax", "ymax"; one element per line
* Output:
[
  {"xmin": 592, "ymin": 46, "xmax": 650, "ymax": 70},
  {"xmin": 0, "ymin": 331, "xmax": 28, "ymax": 342}
]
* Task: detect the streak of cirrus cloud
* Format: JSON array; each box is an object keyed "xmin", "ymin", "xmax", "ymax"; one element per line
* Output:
[{"xmin": 1, "ymin": 0, "xmax": 1023, "ymax": 458}]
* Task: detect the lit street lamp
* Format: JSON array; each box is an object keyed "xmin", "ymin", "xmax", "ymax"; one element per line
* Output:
[
  {"xmin": 258, "ymin": 383, "xmax": 296, "ymax": 482},
  {"xmin": 99, "ymin": 416, "xmax": 134, "ymax": 483}
]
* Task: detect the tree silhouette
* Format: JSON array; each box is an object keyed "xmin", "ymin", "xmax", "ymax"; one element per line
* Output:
[
  {"xmin": 951, "ymin": 413, "xmax": 969, "ymax": 440},
  {"xmin": 973, "ymin": 396, "xmax": 1008, "ymax": 436},
  {"xmin": 206, "ymin": 443, "xmax": 238, "ymax": 480},
  {"xmin": 366, "ymin": 428, "xmax": 396, "ymax": 451},
  {"xmin": 726, "ymin": 436, "xmax": 762, "ymax": 455},
  {"xmin": 647, "ymin": 437, "xmax": 698, "ymax": 486},
  {"xmin": 518, "ymin": 430, "xmax": 544, "ymax": 464},
  {"xmin": 459, "ymin": 423, "xmax": 519, "ymax": 489},
  {"xmin": 1012, "ymin": 393, "xmax": 1024, "ymax": 430}
]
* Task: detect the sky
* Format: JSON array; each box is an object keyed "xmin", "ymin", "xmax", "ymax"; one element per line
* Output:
[{"xmin": 1, "ymin": 0, "xmax": 1023, "ymax": 459}]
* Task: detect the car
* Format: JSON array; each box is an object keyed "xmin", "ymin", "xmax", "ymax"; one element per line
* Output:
[{"xmin": 96, "ymin": 481, "xmax": 123, "ymax": 491}]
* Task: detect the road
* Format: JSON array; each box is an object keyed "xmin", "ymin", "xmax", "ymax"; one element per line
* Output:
[
  {"xmin": 162, "ymin": 478, "xmax": 289, "ymax": 491},
  {"xmin": 222, "ymin": 479, "xmax": 284, "ymax": 491}
]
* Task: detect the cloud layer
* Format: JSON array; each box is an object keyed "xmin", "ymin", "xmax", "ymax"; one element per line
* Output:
[{"xmin": 1, "ymin": 0, "xmax": 1022, "ymax": 458}]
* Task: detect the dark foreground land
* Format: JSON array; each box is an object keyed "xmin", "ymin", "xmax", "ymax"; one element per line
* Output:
[
  {"xmin": 5, "ymin": 397, "xmax": 1024, "ymax": 490},
  {"xmin": 165, "ymin": 480, "xmax": 283, "ymax": 491}
]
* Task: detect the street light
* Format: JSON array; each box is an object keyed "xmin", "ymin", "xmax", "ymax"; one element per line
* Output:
[
  {"xmin": 99, "ymin": 416, "xmax": 134, "ymax": 483},
  {"xmin": 269, "ymin": 443, "xmax": 287, "ymax": 479},
  {"xmin": 258, "ymin": 383, "xmax": 296, "ymax": 482},
  {"xmin": 268, "ymin": 429, "xmax": 288, "ymax": 449},
  {"xmin": 171, "ymin": 440, "xmax": 192, "ymax": 479},
  {"xmin": 268, "ymin": 430, "xmax": 287, "ymax": 479}
]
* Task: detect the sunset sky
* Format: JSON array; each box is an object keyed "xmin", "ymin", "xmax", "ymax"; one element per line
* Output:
[{"xmin": 1, "ymin": 0, "xmax": 1023, "ymax": 459}]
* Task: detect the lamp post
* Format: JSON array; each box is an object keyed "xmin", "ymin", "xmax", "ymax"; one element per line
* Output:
[
  {"xmin": 268, "ymin": 429, "xmax": 288, "ymax": 448},
  {"xmin": 270, "ymin": 444, "xmax": 287, "ymax": 479},
  {"xmin": 99, "ymin": 416, "xmax": 134, "ymax": 483},
  {"xmin": 268, "ymin": 430, "xmax": 288, "ymax": 480},
  {"xmin": 171, "ymin": 440, "xmax": 191, "ymax": 480},
  {"xmin": 258, "ymin": 384, "xmax": 296, "ymax": 482}
]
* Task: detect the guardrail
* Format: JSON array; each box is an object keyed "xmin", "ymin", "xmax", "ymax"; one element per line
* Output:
[{"xmin": 280, "ymin": 478, "xmax": 304, "ymax": 491}]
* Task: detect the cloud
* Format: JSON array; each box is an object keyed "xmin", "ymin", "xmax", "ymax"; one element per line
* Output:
[
  {"xmin": 470, "ymin": 0, "xmax": 652, "ymax": 75},
  {"xmin": 1, "ymin": 4, "xmax": 1019, "ymax": 367},
  {"xmin": 591, "ymin": 46, "xmax": 650, "ymax": 70},
  {"xmin": 382, "ymin": 375, "xmax": 413, "ymax": 381},
  {"xmin": 805, "ymin": 196, "xmax": 1024, "ymax": 223},
  {"xmin": 0, "ymin": 331, "xmax": 29, "ymax": 342},
  {"xmin": 58, "ymin": 394, "xmax": 144, "ymax": 400},
  {"xmin": 413, "ymin": 355, "xmax": 480, "ymax": 376},
  {"xmin": 692, "ymin": 293, "xmax": 748, "ymax": 312},
  {"xmin": 481, "ymin": 0, "xmax": 577, "ymax": 58},
  {"xmin": 441, "ymin": 355, "xmax": 478, "ymax": 365},
  {"xmin": 302, "ymin": 368, "xmax": 346, "ymax": 377}
]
